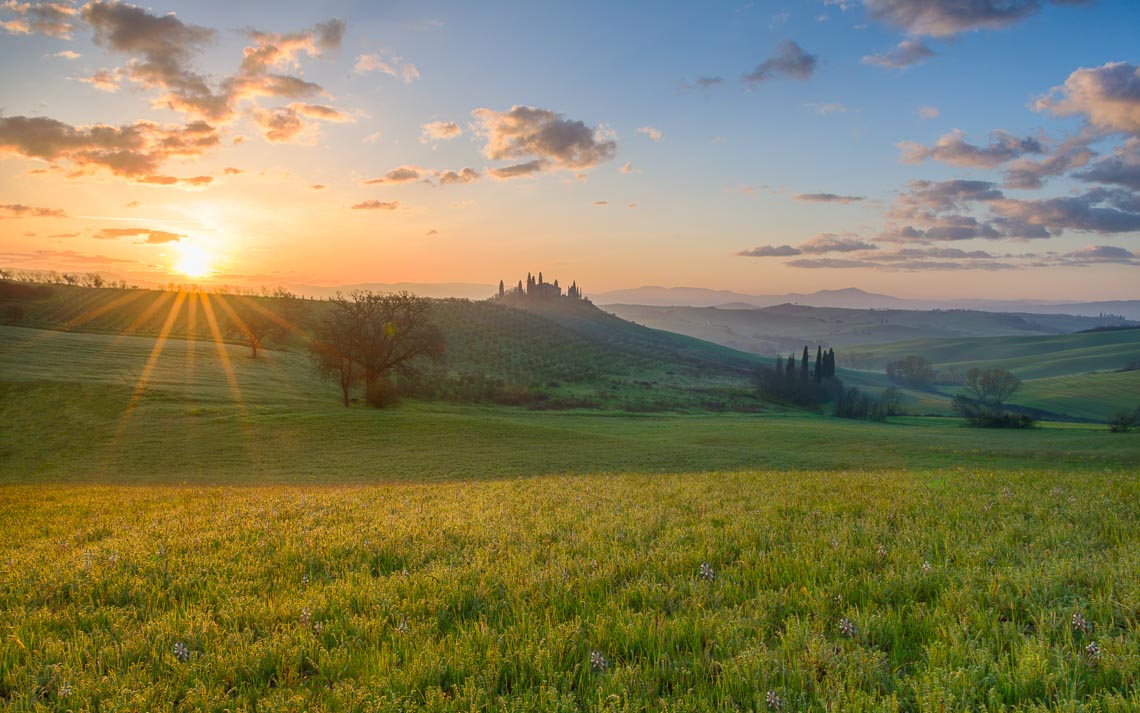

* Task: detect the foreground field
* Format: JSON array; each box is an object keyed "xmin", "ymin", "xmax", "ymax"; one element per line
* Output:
[{"xmin": 2, "ymin": 470, "xmax": 1138, "ymax": 711}]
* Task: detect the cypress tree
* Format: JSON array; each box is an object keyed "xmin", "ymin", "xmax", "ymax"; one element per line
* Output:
[
  {"xmin": 775, "ymin": 354, "xmax": 784, "ymax": 374},
  {"xmin": 827, "ymin": 348, "xmax": 836, "ymax": 378},
  {"xmin": 800, "ymin": 346, "xmax": 810, "ymax": 378},
  {"xmin": 785, "ymin": 353, "xmax": 795, "ymax": 379},
  {"xmin": 498, "ymin": 280, "xmax": 505, "ymax": 298},
  {"xmin": 815, "ymin": 345, "xmax": 823, "ymax": 383}
]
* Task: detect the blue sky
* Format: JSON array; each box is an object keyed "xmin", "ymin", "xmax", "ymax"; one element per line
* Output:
[{"xmin": 1, "ymin": 0, "xmax": 1139, "ymax": 299}]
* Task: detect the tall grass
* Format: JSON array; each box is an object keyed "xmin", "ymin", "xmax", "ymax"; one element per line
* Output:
[{"xmin": 2, "ymin": 468, "xmax": 1137, "ymax": 710}]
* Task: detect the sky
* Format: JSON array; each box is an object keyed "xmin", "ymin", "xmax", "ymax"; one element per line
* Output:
[{"xmin": 1, "ymin": 0, "xmax": 1139, "ymax": 301}]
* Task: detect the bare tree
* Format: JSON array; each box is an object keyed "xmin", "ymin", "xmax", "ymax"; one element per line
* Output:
[
  {"xmin": 312, "ymin": 291, "xmax": 445, "ymax": 407},
  {"xmin": 963, "ymin": 367, "xmax": 1021, "ymax": 407}
]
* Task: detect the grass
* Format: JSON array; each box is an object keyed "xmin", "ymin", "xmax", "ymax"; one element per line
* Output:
[
  {"xmin": 2, "ymin": 471, "xmax": 1138, "ymax": 710},
  {"xmin": 2, "ymin": 324, "xmax": 1138, "ymax": 483},
  {"xmin": 2, "ymin": 306, "xmax": 1140, "ymax": 709},
  {"xmin": 838, "ymin": 330, "xmax": 1140, "ymax": 380},
  {"xmin": 1015, "ymin": 371, "xmax": 1140, "ymax": 422}
]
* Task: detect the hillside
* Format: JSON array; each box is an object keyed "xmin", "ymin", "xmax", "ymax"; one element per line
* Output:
[
  {"xmin": 603, "ymin": 303, "xmax": 1127, "ymax": 357},
  {"xmin": 0, "ymin": 283, "xmax": 768, "ymax": 411},
  {"xmin": 840, "ymin": 330, "xmax": 1140, "ymax": 379}
]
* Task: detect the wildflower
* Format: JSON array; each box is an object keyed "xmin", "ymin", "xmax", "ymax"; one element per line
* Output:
[
  {"xmin": 830, "ymin": 538, "xmax": 840, "ymax": 549},
  {"xmin": 839, "ymin": 618, "xmax": 857, "ymax": 638},
  {"xmin": 590, "ymin": 650, "xmax": 608, "ymax": 672},
  {"xmin": 766, "ymin": 690, "xmax": 783, "ymax": 710},
  {"xmin": 1001, "ymin": 487, "xmax": 1012, "ymax": 498},
  {"xmin": 1072, "ymin": 612, "xmax": 1090, "ymax": 635},
  {"xmin": 302, "ymin": 574, "xmax": 309, "ymax": 586},
  {"xmin": 834, "ymin": 594, "xmax": 843, "ymax": 605},
  {"xmin": 301, "ymin": 607, "xmax": 312, "ymax": 625},
  {"xmin": 394, "ymin": 618, "xmax": 409, "ymax": 634},
  {"xmin": 1085, "ymin": 641, "xmax": 1101, "ymax": 666},
  {"xmin": 699, "ymin": 562, "xmax": 715, "ymax": 581},
  {"xmin": 313, "ymin": 621, "xmax": 323, "ymax": 635},
  {"xmin": 921, "ymin": 560, "xmax": 932, "ymax": 573},
  {"xmin": 174, "ymin": 641, "xmax": 190, "ymax": 662},
  {"xmin": 877, "ymin": 544, "xmax": 887, "ymax": 559},
  {"xmin": 59, "ymin": 683, "xmax": 71, "ymax": 699}
]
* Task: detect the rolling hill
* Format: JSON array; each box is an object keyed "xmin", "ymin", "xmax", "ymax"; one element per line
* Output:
[
  {"xmin": 603, "ymin": 303, "xmax": 1128, "ymax": 357},
  {"xmin": 0, "ymin": 283, "xmax": 770, "ymax": 411}
]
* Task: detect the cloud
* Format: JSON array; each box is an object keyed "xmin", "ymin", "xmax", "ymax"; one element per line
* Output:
[
  {"xmin": 620, "ymin": 161, "xmax": 632, "ymax": 174},
  {"xmin": 438, "ymin": 168, "xmax": 480, "ymax": 185},
  {"xmin": 421, "ymin": 121, "xmax": 461, "ymax": 142},
  {"xmin": 310, "ymin": 184, "xmax": 326, "ymax": 190},
  {"xmin": 799, "ymin": 234, "xmax": 878, "ymax": 253},
  {"xmin": 742, "ymin": 41, "xmax": 818, "ymax": 83},
  {"xmin": 0, "ymin": 203, "xmax": 67, "ymax": 218},
  {"xmin": 351, "ymin": 200, "xmax": 400, "ymax": 210},
  {"xmin": 794, "ymin": 192, "xmax": 863, "ymax": 204},
  {"xmin": 0, "ymin": 115, "xmax": 220, "ymax": 183},
  {"xmin": 1062, "ymin": 244, "xmax": 1138, "ymax": 263},
  {"xmin": 917, "ymin": 105, "xmax": 939, "ymax": 119},
  {"xmin": 47, "ymin": 232, "xmax": 80, "ymax": 238},
  {"xmin": 784, "ymin": 258, "xmax": 870, "ymax": 268},
  {"xmin": 487, "ymin": 160, "xmax": 545, "ymax": 180},
  {"xmin": 0, "ymin": 249, "xmax": 137, "ymax": 265},
  {"xmin": 354, "ymin": 52, "xmax": 420, "ymax": 83},
  {"xmin": 289, "ymin": 103, "xmax": 352, "ymax": 122},
  {"xmin": 991, "ymin": 188, "xmax": 1140, "ymax": 235},
  {"xmin": 862, "ymin": 40, "xmax": 936, "ymax": 68},
  {"xmin": 737, "ymin": 245, "xmax": 802, "ymax": 257},
  {"xmin": 363, "ymin": 131, "xmax": 382, "ymax": 143},
  {"xmin": 1, "ymin": 1, "xmax": 78, "ymax": 38},
  {"xmin": 678, "ymin": 76, "xmax": 724, "ymax": 91},
  {"xmin": 1003, "ymin": 135, "xmax": 1095, "ymax": 189},
  {"xmin": 473, "ymin": 105, "xmax": 617, "ymax": 175},
  {"xmin": 80, "ymin": 4, "xmax": 344, "ymax": 125},
  {"xmin": 809, "ymin": 102, "xmax": 848, "ymax": 115},
  {"xmin": 1036, "ymin": 62, "xmax": 1140, "ymax": 136},
  {"xmin": 637, "ymin": 126, "xmax": 662, "ymax": 141},
  {"xmin": 95, "ymin": 227, "xmax": 184, "ymax": 244},
  {"xmin": 899, "ymin": 129, "xmax": 1043, "ymax": 168},
  {"xmin": 81, "ymin": 1, "xmax": 226, "ymax": 119},
  {"xmin": 77, "ymin": 68, "xmax": 122, "ymax": 92},
  {"xmin": 592, "ymin": 200, "xmax": 608, "ymax": 206},
  {"xmin": 222, "ymin": 166, "xmax": 243, "ymax": 175},
  {"xmin": 362, "ymin": 165, "xmax": 426, "ymax": 185},
  {"xmin": 863, "ymin": 0, "xmax": 1085, "ymax": 38},
  {"xmin": 250, "ymin": 107, "xmax": 308, "ymax": 143},
  {"xmin": 1074, "ymin": 137, "xmax": 1140, "ymax": 189},
  {"xmin": 51, "ymin": 50, "xmax": 81, "ymax": 60}
]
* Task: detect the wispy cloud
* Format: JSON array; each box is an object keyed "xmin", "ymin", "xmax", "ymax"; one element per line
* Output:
[
  {"xmin": 743, "ymin": 41, "xmax": 818, "ymax": 83},
  {"xmin": 862, "ymin": 40, "xmax": 935, "ymax": 69}
]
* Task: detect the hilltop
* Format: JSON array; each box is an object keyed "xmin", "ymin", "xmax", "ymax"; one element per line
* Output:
[{"xmin": 0, "ymin": 283, "xmax": 769, "ymax": 412}]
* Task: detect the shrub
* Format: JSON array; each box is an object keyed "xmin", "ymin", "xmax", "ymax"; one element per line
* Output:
[
  {"xmin": 951, "ymin": 395, "xmax": 1035, "ymax": 428},
  {"xmin": 365, "ymin": 378, "xmax": 400, "ymax": 409},
  {"xmin": 4, "ymin": 304, "xmax": 25, "ymax": 323},
  {"xmin": 833, "ymin": 386, "xmax": 888, "ymax": 422},
  {"xmin": 1108, "ymin": 408, "xmax": 1138, "ymax": 433}
]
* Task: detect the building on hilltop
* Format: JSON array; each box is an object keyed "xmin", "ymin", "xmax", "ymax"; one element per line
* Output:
[{"xmin": 496, "ymin": 272, "xmax": 585, "ymax": 301}]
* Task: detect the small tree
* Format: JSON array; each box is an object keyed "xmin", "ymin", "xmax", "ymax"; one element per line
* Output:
[
  {"xmin": 886, "ymin": 355, "xmax": 935, "ymax": 388},
  {"xmin": 1108, "ymin": 408, "xmax": 1139, "ymax": 433},
  {"xmin": 224, "ymin": 296, "xmax": 289, "ymax": 358},
  {"xmin": 314, "ymin": 291, "xmax": 445, "ymax": 407},
  {"xmin": 962, "ymin": 367, "xmax": 1021, "ymax": 408},
  {"xmin": 310, "ymin": 332, "xmax": 357, "ymax": 407}
]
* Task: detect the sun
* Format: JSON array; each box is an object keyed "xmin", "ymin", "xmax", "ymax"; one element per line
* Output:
[{"xmin": 173, "ymin": 243, "xmax": 213, "ymax": 279}]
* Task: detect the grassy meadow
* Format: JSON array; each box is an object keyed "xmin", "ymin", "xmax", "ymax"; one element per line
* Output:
[{"xmin": 2, "ymin": 292, "xmax": 1139, "ymax": 710}]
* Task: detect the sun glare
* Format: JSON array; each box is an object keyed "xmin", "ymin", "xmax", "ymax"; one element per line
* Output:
[{"xmin": 174, "ymin": 243, "xmax": 213, "ymax": 279}]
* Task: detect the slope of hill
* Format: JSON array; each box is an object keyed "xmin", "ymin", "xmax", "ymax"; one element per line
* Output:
[
  {"xmin": 841, "ymin": 330, "xmax": 1140, "ymax": 379},
  {"xmin": 604, "ymin": 303, "xmax": 1127, "ymax": 357},
  {"xmin": 0, "ymin": 284, "xmax": 768, "ymax": 411}
]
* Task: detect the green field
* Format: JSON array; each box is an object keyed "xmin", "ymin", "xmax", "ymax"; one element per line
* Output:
[
  {"xmin": 603, "ymin": 303, "xmax": 1128, "ymax": 357},
  {"xmin": 1015, "ymin": 371, "xmax": 1140, "ymax": 422},
  {"xmin": 2, "ymin": 297, "xmax": 1140, "ymax": 710}
]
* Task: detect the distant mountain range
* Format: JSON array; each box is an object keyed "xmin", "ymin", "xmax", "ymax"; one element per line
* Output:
[{"xmin": 592, "ymin": 286, "xmax": 1140, "ymax": 320}]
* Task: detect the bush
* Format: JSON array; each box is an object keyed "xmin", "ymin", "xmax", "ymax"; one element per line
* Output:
[
  {"xmin": 951, "ymin": 395, "xmax": 1035, "ymax": 428},
  {"xmin": 4, "ymin": 304, "xmax": 25, "ymax": 323},
  {"xmin": 833, "ymin": 386, "xmax": 888, "ymax": 421},
  {"xmin": 1108, "ymin": 408, "xmax": 1138, "ymax": 433},
  {"xmin": 365, "ymin": 378, "xmax": 400, "ymax": 409}
]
